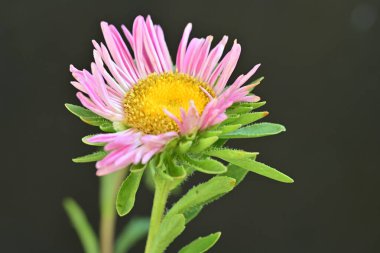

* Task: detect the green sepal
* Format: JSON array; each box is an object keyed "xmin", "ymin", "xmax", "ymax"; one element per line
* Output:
[
  {"xmin": 223, "ymin": 114, "xmax": 241, "ymax": 123},
  {"xmin": 150, "ymin": 214, "xmax": 186, "ymax": 253},
  {"xmin": 72, "ymin": 150, "xmax": 107, "ymax": 163},
  {"xmin": 250, "ymin": 101, "xmax": 267, "ymax": 110},
  {"xmin": 220, "ymin": 164, "xmax": 249, "ymax": 186},
  {"xmin": 63, "ymin": 198, "xmax": 99, "ymax": 253},
  {"xmin": 204, "ymin": 147, "xmax": 258, "ymax": 160},
  {"xmin": 165, "ymin": 176, "xmax": 236, "ymax": 220},
  {"xmin": 113, "ymin": 121, "xmax": 129, "ymax": 132},
  {"xmin": 225, "ymin": 111, "xmax": 269, "ymax": 126},
  {"xmin": 184, "ymin": 156, "xmax": 227, "ymax": 175},
  {"xmin": 178, "ymin": 140, "xmax": 193, "ymax": 154},
  {"xmin": 199, "ymin": 130, "xmax": 222, "ymax": 138},
  {"xmin": 183, "ymin": 205, "xmax": 203, "ymax": 224},
  {"xmin": 220, "ymin": 122, "xmax": 285, "ymax": 139},
  {"xmin": 65, "ymin": 103, "xmax": 99, "ymax": 118},
  {"xmin": 179, "ymin": 232, "xmax": 221, "ymax": 253},
  {"xmin": 226, "ymin": 106, "xmax": 253, "ymax": 115},
  {"xmin": 116, "ymin": 167, "xmax": 145, "ymax": 216},
  {"xmin": 189, "ymin": 136, "xmax": 219, "ymax": 153},
  {"xmin": 115, "ymin": 217, "xmax": 150, "ymax": 253},
  {"xmin": 65, "ymin": 103, "xmax": 115, "ymax": 132},
  {"xmin": 99, "ymin": 122, "xmax": 115, "ymax": 133},
  {"xmin": 225, "ymin": 159, "xmax": 293, "ymax": 183},
  {"xmin": 217, "ymin": 124, "xmax": 242, "ymax": 134},
  {"xmin": 229, "ymin": 101, "xmax": 266, "ymax": 112},
  {"xmin": 166, "ymin": 159, "xmax": 187, "ymax": 191}
]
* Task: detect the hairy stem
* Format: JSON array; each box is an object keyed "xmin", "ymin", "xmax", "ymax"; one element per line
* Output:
[
  {"xmin": 144, "ymin": 175, "xmax": 171, "ymax": 253},
  {"xmin": 99, "ymin": 169, "xmax": 126, "ymax": 253}
]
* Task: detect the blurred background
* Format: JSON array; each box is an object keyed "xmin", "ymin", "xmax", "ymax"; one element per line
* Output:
[{"xmin": 1, "ymin": 0, "xmax": 379, "ymax": 252}]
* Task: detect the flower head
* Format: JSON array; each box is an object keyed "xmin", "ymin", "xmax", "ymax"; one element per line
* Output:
[{"xmin": 68, "ymin": 15, "xmax": 275, "ymax": 177}]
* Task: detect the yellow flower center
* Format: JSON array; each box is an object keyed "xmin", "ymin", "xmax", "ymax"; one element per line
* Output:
[{"xmin": 123, "ymin": 73, "xmax": 214, "ymax": 135}]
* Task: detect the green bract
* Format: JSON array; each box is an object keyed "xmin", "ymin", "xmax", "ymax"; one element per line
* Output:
[{"xmin": 66, "ymin": 99, "xmax": 293, "ymax": 253}]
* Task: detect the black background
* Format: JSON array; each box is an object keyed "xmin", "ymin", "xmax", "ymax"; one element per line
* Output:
[{"xmin": 1, "ymin": 0, "xmax": 379, "ymax": 252}]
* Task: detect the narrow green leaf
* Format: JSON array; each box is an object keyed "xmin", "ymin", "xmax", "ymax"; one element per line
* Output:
[
  {"xmin": 65, "ymin": 103, "xmax": 99, "ymax": 118},
  {"xmin": 81, "ymin": 116, "xmax": 109, "ymax": 127},
  {"xmin": 223, "ymin": 114, "xmax": 241, "ymax": 123},
  {"xmin": 115, "ymin": 217, "xmax": 150, "ymax": 253},
  {"xmin": 229, "ymin": 101, "xmax": 266, "ymax": 111},
  {"xmin": 179, "ymin": 232, "xmax": 221, "ymax": 253},
  {"xmin": 220, "ymin": 122, "xmax": 285, "ymax": 139},
  {"xmin": 116, "ymin": 170, "xmax": 144, "ymax": 216},
  {"xmin": 221, "ymin": 164, "xmax": 249, "ymax": 186},
  {"xmin": 183, "ymin": 205, "xmax": 203, "ymax": 224},
  {"xmin": 150, "ymin": 214, "xmax": 186, "ymax": 253},
  {"xmin": 218, "ymin": 124, "xmax": 242, "ymax": 134},
  {"xmin": 226, "ymin": 106, "xmax": 253, "ymax": 115},
  {"xmin": 165, "ymin": 176, "xmax": 236, "ymax": 219},
  {"xmin": 227, "ymin": 159, "xmax": 294, "ymax": 183},
  {"xmin": 204, "ymin": 148, "xmax": 258, "ymax": 161},
  {"xmin": 65, "ymin": 103, "xmax": 114, "ymax": 129},
  {"xmin": 199, "ymin": 130, "xmax": 222, "ymax": 138},
  {"xmin": 190, "ymin": 136, "xmax": 219, "ymax": 153},
  {"xmin": 99, "ymin": 122, "xmax": 115, "ymax": 132},
  {"xmin": 63, "ymin": 198, "xmax": 99, "ymax": 253},
  {"xmin": 227, "ymin": 112, "xmax": 269, "ymax": 126},
  {"xmin": 184, "ymin": 156, "xmax": 227, "ymax": 175},
  {"xmin": 249, "ymin": 101, "xmax": 266, "ymax": 110},
  {"xmin": 178, "ymin": 140, "xmax": 193, "ymax": 154},
  {"xmin": 72, "ymin": 150, "xmax": 107, "ymax": 163}
]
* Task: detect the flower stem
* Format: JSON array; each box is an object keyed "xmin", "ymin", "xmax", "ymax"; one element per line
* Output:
[
  {"xmin": 144, "ymin": 174, "xmax": 172, "ymax": 253},
  {"xmin": 99, "ymin": 169, "xmax": 126, "ymax": 253}
]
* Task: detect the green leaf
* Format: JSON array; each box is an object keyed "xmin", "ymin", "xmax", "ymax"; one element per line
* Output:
[
  {"xmin": 165, "ymin": 176, "xmax": 236, "ymax": 219},
  {"xmin": 249, "ymin": 101, "xmax": 267, "ymax": 110},
  {"xmin": 63, "ymin": 198, "xmax": 99, "ymax": 253},
  {"xmin": 81, "ymin": 116, "xmax": 109, "ymax": 127},
  {"xmin": 115, "ymin": 217, "xmax": 150, "ymax": 253},
  {"xmin": 199, "ymin": 130, "xmax": 222, "ymax": 138},
  {"xmin": 190, "ymin": 136, "xmax": 219, "ymax": 153},
  {"xmin": 179, "ymin": 232, "xmax": 221, "ymax": 253},
  {"xmin": 223, "ymin": 114, "xmax": 241, "ymax": 123},
  {"xmin": 204, "ymin": 147, "xmax": 258, "ymax": 161},
  {"xmin": 65, "ymin": 103, "xmax": 114, "ymax": 130},
  {"xmin": 65, "ymin": 103, "xmax": 99, "ymax": 118},
  {"xmin": 226, "ymin": 112, "xmax": 269, "ymax": 126},
  {"xmin": 217, "ymin": 124, "xmax": 242, "ymax": 134},
  {"xmin": 99, "ymin": 122, "xmax": 115, "ymax": 132},
  {"xmin": 178, "ymin": 140, "xmax": 193, "ymax": 154},
  {"xmin": 221, "ymin": 164, "xmax": 249, "ymax": 186},
  {"xmin": 229, "ymin": 101, "xmax": 266, "ymax": 112},
  {"xmin": 226, "ymin": 106, "xmax": 253, "ymax": 115},
  {"xmin": 72, "ymin": 150, "xmax": 107, "ymax": 163},
  {"xmin": 150, "ymin": 214, "xmax": 186, "ymax": 253},
  {"xmin": 184, "ymin": 156, "xmax": 227, "ymax": 175},
  {"xmin": 220, "ymin": 122, "xmax": 285, "ymax": 139},
  {"xmin": 182, "ymin": 205, "xmax": 203, "ymax": 224},
  {"xmin": 116, "ymin": 169, "xmax": 144, "ymax": 216},
  {"xmin": 227, "ymin": 159, "xmax": 294, "ymax": 183}
]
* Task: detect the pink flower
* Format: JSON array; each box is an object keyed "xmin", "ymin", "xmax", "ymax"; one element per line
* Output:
[{"xmin": 70, "ymin": 15, "xmax": 261, "ymax": 175}]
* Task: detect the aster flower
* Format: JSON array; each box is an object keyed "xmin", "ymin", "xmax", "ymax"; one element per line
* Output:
[
  {"xmin": 68, "ymin": 16, "xmax": 283, "ymax": 177},
  {"xmin": 66, "ymin": 15, "xmax": 293, "ymax": 253}
]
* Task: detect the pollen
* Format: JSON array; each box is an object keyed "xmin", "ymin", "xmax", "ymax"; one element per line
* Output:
[{"xmin": 123, "ymin": 73, "xmax": 215, "ymax": 135}]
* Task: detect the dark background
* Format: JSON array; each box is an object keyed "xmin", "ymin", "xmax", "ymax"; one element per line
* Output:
[{"xmin": 1, "ymin": 0, "xmax": 379, "ymax": 252}]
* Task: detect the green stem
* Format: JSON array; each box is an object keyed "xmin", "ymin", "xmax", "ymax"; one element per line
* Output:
[
  {"xmin": 99, "ymin": 169, "xmax": 126, "ymax": 253},
  {"xmin": 144, "ymin": 175, "xmax": 172, "ymax": 253}
]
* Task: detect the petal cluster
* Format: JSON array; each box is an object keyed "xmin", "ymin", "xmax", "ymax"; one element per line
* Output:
[{"xmin": 70, "ymin": 15, "xmax": 261, "ymax": 175}]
